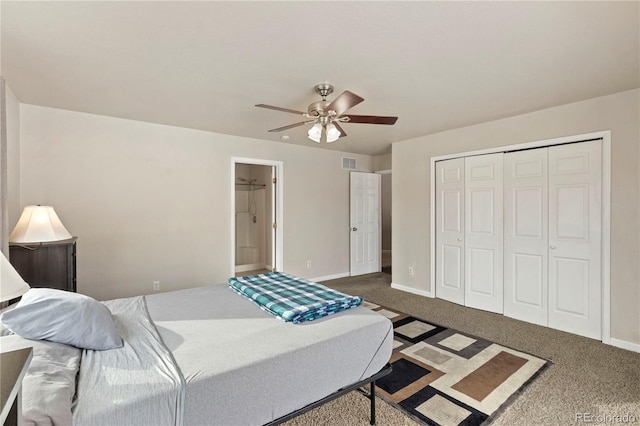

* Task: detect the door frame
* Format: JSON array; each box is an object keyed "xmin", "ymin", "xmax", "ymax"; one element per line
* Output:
[
  {"xmin": 429, "ymin": 130, "xmax": 611, "ymax": 344},
  {"xmin": 230, "ymin": 157, "xmax": 284, "ymax": 276},
  {"xmin": 377, "ymin": 169, "xmax": 392, "ymax": 272}
]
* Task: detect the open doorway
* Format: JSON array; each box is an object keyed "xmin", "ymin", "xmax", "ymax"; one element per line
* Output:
[
  {"xmin": 234, "ymin": 163, "xmax": 271, "ymax": 275},
  {"xmin": 380, "ymin": 171, "xmax": 391, "ymax": 274},
  {"xmin": 231, "ymin": 158, "xmax": 283, "ymax": 277}
]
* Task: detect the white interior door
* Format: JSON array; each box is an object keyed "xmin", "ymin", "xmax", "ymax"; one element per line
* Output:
[
  {"xmin": 464, "ymin": 153, "xmax": 504, "ymax": 313},
  {"xmin": 504, "ymin": 148, "xmax": 549, "ymax": 325},
  {"xmin": 548, "ymin": 141, "xmax": 602, "ymax": 339},
  {"xmin": 435, "ymin": 158, "xmax": 465, "ymax": 305},
  {"xmin": 350, "ymin": 172, "xmax": 381, "ymax": 276}
]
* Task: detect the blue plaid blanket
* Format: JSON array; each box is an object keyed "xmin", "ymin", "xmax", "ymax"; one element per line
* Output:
[{"xmin": 228, "ymin": 272, "xmax": 363, "ymax": 323}]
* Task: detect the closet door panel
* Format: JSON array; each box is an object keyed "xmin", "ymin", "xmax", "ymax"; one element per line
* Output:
[
  {"xmin": 468, "ymin": 247, "xmax": 495, "ymax": 295},
  {"xmin": 464, "ymin": 153, "xmax": 503, "ymax": 313},
  {"xmin": 553, "ymin": 257, "xmax": 589, "ymax": 315},
  {"xmin": 548, "ymin": 140, "xmax": 601, "ymax": 340},
  {"xmin": 513, "ymin": 253, "xmax": 545, "ymax": 305},
  {"xmin": 435, "ymin": 158, "xmax": 465, "ymax": 305},
  {"xmin": 504, "ymin": 148, "xmax": 548, "ymax": 326}
]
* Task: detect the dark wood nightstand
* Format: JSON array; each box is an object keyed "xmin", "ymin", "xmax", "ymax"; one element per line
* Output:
[
  {"xmin": 0, "ymin": 348, "xmax": 33, "ymax": 426},
  {"xmin": 9, "ymin": 238, "xmax": 77, "ymax": 293}
]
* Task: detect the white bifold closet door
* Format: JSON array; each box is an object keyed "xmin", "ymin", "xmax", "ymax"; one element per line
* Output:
[
  {"xmin": 437, "ymin": 139, "xmax": 602, "ymax": 339},
  {"xmin": 548, "ymin": 141, "xmax": 602, "ymax": 339},
  {"xmin": 435, "ymin": 153, "xmax": 503, "ymax": 313},
  {"xmin": 435, "ymin": 158, "xmax": 465, "ymax": 305},
  {"xmin": 464, "ymin": 153, "xmax": 504, "ymax": 313},
  {"xmin": 504, "ymin": 140, "xmax": 602, "ymax": 339},
  {"xmin": 504, "ymin": 148, "xmax": 549, "ymax": 326}
]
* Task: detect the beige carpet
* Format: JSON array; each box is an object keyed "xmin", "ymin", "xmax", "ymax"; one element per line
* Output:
[{"xmin": 284, "ymin": 273, "xmax": 640, "ymax": 426}]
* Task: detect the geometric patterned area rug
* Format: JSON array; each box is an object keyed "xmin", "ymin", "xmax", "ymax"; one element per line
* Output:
[{"xmin": 363, "ymin": 302, "xmax": 551, "ymax": 426}]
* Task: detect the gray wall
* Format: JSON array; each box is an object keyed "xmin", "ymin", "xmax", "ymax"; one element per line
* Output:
[{"xmin": 16, "ymin": 104, "xmax": 373, "ymax": 300}]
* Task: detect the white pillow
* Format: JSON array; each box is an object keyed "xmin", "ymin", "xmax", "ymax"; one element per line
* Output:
[{"xmin": 0, "ymin": 288, "xmax": 123, "ymax": 350}]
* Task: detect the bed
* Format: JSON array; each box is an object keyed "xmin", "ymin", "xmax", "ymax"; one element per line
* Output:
[{"xmin": 0, "ymin": 276, "xmax": 393, "ymax": 425}]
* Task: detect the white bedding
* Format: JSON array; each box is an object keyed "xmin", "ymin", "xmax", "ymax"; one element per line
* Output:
[
  {"xmin": 72, "ymin": 295, "xmax": 185, "ymax": 425},
  {"xmin": 145, "ymin": 284, "xmax": 393, "ymax": 425},
  {"xmin": 2, "ymin": 282, "xmax": 393, "ymax": 425}
]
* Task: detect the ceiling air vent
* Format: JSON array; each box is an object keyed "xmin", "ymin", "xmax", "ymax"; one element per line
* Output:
[{"xmin": 342, "ymin": 157, "xmax": 357, "ymax": 170}]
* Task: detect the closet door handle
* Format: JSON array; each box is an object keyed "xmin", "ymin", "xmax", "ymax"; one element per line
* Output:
[
  {"xmin": 457, "ymin": 238, "xmax": 463, "ymax": 242},
  {"xmin": 550, "ymin": 245, "xmax": 556, "ymax": 250},
  {"xmin": 352, "ymin": 227, "xmax": 358, "ymax": 231}
]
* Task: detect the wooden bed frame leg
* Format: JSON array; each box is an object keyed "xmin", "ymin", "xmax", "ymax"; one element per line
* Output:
[{"xmin": 369, "ymin": 381, "xmax": 376, "ymax": 425}]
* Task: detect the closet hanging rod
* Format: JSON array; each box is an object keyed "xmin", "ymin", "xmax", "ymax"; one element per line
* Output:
[{"xmin": 235, "ymin": 183, "xmax": 266, "ymax": 187}]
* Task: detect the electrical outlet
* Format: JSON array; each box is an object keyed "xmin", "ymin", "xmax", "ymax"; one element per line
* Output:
[
  {"xmin": 408, "ymin": 267, "xmax": 414, "ymax": 276},
  {"xmin": 307, "ymin": 260, "xmax": 312, "ymax": 268},
  {"xmin": 153, "ymin": 281, "xmax": 160, "ymax": 291}
]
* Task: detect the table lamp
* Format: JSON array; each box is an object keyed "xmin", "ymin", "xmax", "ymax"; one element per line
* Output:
[
  {"xmin": 9, "ymin": 205, "xmax": 72, "ymax": 244},
  {"xmin": 0, "ymin": 251, "xmax": 30, "ymax": 303}
]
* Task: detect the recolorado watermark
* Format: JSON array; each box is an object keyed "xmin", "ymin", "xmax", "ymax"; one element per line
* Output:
[{"xmin": 576, "ymin": 413, "xmax": 637, "ymax": 423}]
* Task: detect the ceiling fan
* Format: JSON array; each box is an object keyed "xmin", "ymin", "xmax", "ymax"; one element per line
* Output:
[{"xmin": 255, "ymin": 83, "xmax": 398, "ymax": 143}]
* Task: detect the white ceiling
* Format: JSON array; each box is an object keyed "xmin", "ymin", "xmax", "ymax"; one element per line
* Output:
[{"xmin": 1, "ymin": 1, "xmax": 638, "ymax": 156}]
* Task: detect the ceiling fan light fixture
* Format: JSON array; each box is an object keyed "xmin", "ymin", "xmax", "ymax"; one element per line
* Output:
[
  {"xmin": 307, "ymin": 122, "xmax": 322, "ymax": 143},
  {"xmin": 257, "ymin": 83, "xmax": 398, "ymax": 144},
  {"xmin": 325, "ymin": 123, "xmax": 340, "ymax": 143}
]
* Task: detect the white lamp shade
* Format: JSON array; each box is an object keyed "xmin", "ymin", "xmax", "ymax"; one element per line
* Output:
[
  {"xmin": 325, "ymin": 123, "xmax": 341, "ymax": 143},
  {"xmin": 0, "ymin": 252, "xmax": 30, "ymax": 302},
  {"xmin": 9, "ymin": 205, "xmax": 72, "ymax": 243},
  {"xmin": 307, "ymin": 123, "xmax": 322, "ymax": 143}
]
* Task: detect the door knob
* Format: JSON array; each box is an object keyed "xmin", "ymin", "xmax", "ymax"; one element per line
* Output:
[
  {"xmin": 352, "ymin": 227, "xmax": 358, "ymax": 231},
  {"xmin": 457, "ymin": 238, "xmax": 463, "ymax": 242},
  {"xmin": 550, "ymin": 245, "xmax": 556, "ymax": 249}
]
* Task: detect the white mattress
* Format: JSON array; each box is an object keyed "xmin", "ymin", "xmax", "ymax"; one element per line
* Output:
[{"xmin": 145, "ymin": 283, "xmax": 393, "ymax": 425}]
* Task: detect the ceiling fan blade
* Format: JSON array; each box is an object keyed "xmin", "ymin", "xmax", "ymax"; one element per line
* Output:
[
  {"xmin": 333, "ymin": 122, "xmax": 347, "ymax": 138},
  {"xmin": 343, "ymin": 114, "xmax": 398, "ymax": 125},
  {"xmin": 324, "ymin": 91, "xmax": 364, "ymax": 116},
  {"xmin": 267, "ymin": 121, "xmax": 313, "ymax": 132},
  {"xmin": 256, "ymin": 104, "xmax": 306, "ymax": 116}
]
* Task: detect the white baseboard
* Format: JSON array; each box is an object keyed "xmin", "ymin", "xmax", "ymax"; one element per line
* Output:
[
  {"xmin": 608, "ymin": 337, "xmax": 640, "ymax": 353},
  {"xmin": 391, "ymin": 282, "xmax": 434, "ymax": 298},
  {"xmin": 235, "ymin": 263, "xmax": 267, "ymax": 273},
  {"xmin": 312, "ymin": 272, "xmax": 351, "ymax": 282}
]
